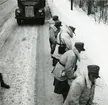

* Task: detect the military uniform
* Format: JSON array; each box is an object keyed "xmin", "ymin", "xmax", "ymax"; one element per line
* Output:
[
  {"xmin": 63, "ymin": 65, "xmax": 100, "ymax": 105},
  {"xmin": 52, "ymin": 42, "xmax": 85, "ymax": 102},
  {"xmin": 49, "ymin": 21, "xmax": 61, "ymax": 55},
  {"xmin": 52, "ymin": 49, "xmax": 79, "ymax": 101}
]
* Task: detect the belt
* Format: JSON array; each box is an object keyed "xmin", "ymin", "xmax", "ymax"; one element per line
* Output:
[
  {"xmin": 56, "ymin": 42, "xmax": 60, "ymax": 45},
  {"xmin": 59, "ymin": 61, "xmax": 65, "ymax": 67}
]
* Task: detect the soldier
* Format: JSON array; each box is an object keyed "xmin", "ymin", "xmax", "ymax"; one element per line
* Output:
[
  {"xmin": 52, "ymin": 24, "xmax": 74, "ymax": 67},
  {"xmin": 0, "ymin": 73, "xmax": 10, "ymax": 89},
  {"xmin": 49, "ymin": 21, "xmax": 62, "ymax": 59},
  {"xmin": 52, "ymin": 42, "xmax": 85, "ymax": 102},
  {"xmin": 49, "ymin": 16, "xmax": 61, "ymax": 54},
  {"xmin": 63, "ymin": 65, "xmax": 100, "ymax": 105}
]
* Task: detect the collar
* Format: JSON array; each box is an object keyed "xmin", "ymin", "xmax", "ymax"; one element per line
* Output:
[{"xmin": 73, "ymin": 47, "xmax": 80, "ymax": 62}]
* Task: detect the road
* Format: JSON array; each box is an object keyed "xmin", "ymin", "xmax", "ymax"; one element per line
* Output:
[
  {"xmin": 0, "ymin": 12, "xmax": 38, "ymax": 105},
  {"xmin": 0, "ymin": 0, "xmax": 16, "ymax": 29},
  {"xmin": 35, "ymin": 21, "xmax": 63, "ymax": 105},
  {"xmin": 0, "ymin": 0, "xmax": 108, "ymax": 105},
  {"xmin": 0, "ymin": 0, "xmax": 62, "ymax": 105}
]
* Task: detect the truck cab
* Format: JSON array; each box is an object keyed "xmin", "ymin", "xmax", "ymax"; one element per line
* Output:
[{"xmin": 15, "ymin": 0, "xmax": 45, "ymax": 25}]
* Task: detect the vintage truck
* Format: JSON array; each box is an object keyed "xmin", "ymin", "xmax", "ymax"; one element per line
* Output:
[{"xmin": 15, "ymin": 0, "xmax": 45, "ymax": 25}]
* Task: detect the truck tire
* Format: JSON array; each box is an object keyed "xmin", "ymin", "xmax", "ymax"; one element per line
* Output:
[
  {"xmin": 40, "ymin": 18, "xmax": 45, "ymax": 25},
  {"xmin": 17, "ymin": 19, "xmax": 21, "ymax": 25}
]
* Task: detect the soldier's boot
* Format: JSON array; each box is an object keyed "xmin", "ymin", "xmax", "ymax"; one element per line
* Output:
[{"xmin": 0, "ymin": 73, "xmax": 10, "ymax": 89}]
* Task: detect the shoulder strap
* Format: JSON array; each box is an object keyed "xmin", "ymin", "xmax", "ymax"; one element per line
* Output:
[
  {"xmin": 59, "ymin": 32, "xmax": 61, "ymax": 45},
  {"xmin": 59, "ymin": 61, "xmax": 65, "ymax": 67}
]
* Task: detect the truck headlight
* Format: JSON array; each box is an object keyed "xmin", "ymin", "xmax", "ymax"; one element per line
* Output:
[
  {"xmin": 17, "ymin": 9, "xmax": 20, "ymax": 13},
  {"xmin": 39, "ymin": 9, "xmax": 42, "ymax": 13}
]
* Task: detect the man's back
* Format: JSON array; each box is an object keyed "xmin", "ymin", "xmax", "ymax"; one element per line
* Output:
[
  {"xmin": 64, "ymin": 75, "xmax": 95, "ymax": 105},
  {"xmin": 52, "ymin": 50, "xmax": 77, "ymax": 81}
]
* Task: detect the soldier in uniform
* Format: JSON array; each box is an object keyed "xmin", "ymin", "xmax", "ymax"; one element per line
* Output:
[
  {"xmin": 63, "ymin": 65, "xmax": 100, "ymax": 105},
  {"xmin": 52, "ymin": 42, "xmax": 85, "ymax": 102},
  {"xmin": 52, "ymin": 24, "xmax": 74, "ymax": 67},
  {"xmin": 49, "ymin": 21, "xmax": 62, "ymax": 67}
]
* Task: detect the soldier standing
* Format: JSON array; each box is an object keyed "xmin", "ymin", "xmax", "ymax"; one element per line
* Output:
[
  {"xmin": 49, "ymin": 21, "xmax": 62, "ymax": 66},
  {"xmin": 52, "ymin": 42, "xmax": 85, "ymax": 102},
  {"xmin": 52, "ymin": 24, "xmax": 74, "ymax": 67},
  {"xmin": 63, "ymin": 65, "xmax": 100, "ymax": 105}
]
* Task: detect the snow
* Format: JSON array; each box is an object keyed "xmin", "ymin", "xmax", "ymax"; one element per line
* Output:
[{"xmin": 48, "ymin": 0, "xmax": 108, "ymax": 87}]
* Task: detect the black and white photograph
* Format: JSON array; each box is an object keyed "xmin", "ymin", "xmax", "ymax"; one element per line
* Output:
[{"xmin": 0, "ymin": 0, "xmax": 108, "ymax": 105}]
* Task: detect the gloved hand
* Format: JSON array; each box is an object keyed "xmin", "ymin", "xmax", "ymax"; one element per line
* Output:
[{"xmin": 61, "ymin": 71, "xmax": 66, "ymax": 77}]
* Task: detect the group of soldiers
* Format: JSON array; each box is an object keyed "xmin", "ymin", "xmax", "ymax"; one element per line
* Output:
[
  {"xmin": 0, "ymin": 15, "xmax": 100, "ymax": 105},
  {"xmin": 48, "ymin": 15, "xmax": 100, "ymax": 105}
]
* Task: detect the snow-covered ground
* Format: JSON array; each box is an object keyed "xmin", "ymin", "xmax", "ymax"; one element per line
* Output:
[
  {"xmin": 47, "ymin": 0, "xmax": 108, "ymax": 104},
  {"xmin": 0, "ymin": 0, "xmax": 8, "ymax": 4},
  {"xmin": 48, "ymin": 0, "xmax": 108, "ymax": 87}
]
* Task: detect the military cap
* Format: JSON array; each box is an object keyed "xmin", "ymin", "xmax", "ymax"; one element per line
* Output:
[
  {"xmin": 55, "ymin": 21, "xmax": 62, "ymax": 26},
  {"xmin": 52, "ymin": 15, "xmax": 59, "ymax": 21},
  {"xmin": 87, "ymin": 65, "xmax": 100, "ymax": 78},
  {"xmin": 74, "ymin": 42, "xmax": 85, "ymax": 51}
]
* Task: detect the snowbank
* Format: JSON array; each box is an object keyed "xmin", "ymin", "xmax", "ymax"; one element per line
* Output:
[
  {"xmin": 47, "ymin": 0, "xmax": 108, "ymax": 104},
  {"xmin": 47, "ymin": 0, "xmax": 108, "ymax": 87}
]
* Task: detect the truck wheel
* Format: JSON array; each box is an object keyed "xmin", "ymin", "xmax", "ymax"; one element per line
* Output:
[
  {"xmin": 40, "ymin": 18, "xmax": 45, "ymax": 25},
  {"xmin": 17, "ymin": 19, "xmax": 21, "ymax": 25}
]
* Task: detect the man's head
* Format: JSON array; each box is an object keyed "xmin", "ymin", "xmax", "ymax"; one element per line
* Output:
[
  {"xmin": 55, "ymin": 21, "xmax": 62, "ymax": 28},
  {"xmin": 88, "ymin": 65, "xmax": 100, "ymax": 83},
  {"xmin": 52, "ymin": 15, "xmax": 59, "ymax": 21},
  {"xmin": 74, "ymin": 42, "xmax": 85, "ymax": 53}
]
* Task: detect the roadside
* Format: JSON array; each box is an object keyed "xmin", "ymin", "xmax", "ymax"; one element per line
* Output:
[
  {"xmin": 0, "ymin": 0, "xmax": 16, "ymax": 29},
  {"xmin": 0, "ymin": 13, "xmax": 16, "ymax": 52},
  {"xmin": 0, "ymin": 0, "xmax": 9, "ymax": 5},
  {"xmin": 0, "ymin": 21, "xmax": 39, "ymax": 105},
  {"xmin": 36, "ymin": 22, "xmax": 63, "ymax": 105},
  {"xmin": 47, "ymin": 0, "xmax": 108, "ymax": 104}
]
